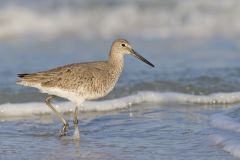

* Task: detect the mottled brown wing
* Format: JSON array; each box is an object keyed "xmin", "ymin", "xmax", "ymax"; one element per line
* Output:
[{"xmin": 18, "ymin": 62, "xmax": 108, "ymax": 90}]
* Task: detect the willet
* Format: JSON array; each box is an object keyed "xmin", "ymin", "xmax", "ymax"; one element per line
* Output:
[{"xmin": 17, "ymin": 39, "xmax": 154, "ymax": 137}]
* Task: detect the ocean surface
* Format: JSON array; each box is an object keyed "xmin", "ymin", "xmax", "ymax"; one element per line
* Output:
[{"xmin": 1, "ymin": 0, "xmax": 240, "ymax": 160}]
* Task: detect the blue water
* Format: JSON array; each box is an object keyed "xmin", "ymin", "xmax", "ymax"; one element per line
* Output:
[
  {"xmin": 0, "ymin": 37, "xmax": 240, "ymax": 160},
  {"xmin": 1, "ymin": 0, "xmax": 240, "ymax": 159},
  {"xmin": 0, "ymin": 105, "xmax": 234, "ymax": 160}
]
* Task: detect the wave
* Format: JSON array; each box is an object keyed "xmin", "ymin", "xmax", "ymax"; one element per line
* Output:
[
  {"xmin": 211, "ymin": 134, "xmax": 240, "ymax": 159},
  {"xmin": 1, "ymin": 0, "xmax": 240, "ymax": 40},
  {"xmin": 1, "ymin": 91, "xmax": 240, "ymax": 117},
  {"xmin": 210, "ymin": 107, "xmax": 240, "ymax": 158},
  {"xmin": 211, "ymin": 113, "xmax": 240, "ymax": 133}
]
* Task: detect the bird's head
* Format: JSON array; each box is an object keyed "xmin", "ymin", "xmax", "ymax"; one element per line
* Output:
[{"xmin": 110, "ymin": 39, "xmax": 155, "ymax": 68}]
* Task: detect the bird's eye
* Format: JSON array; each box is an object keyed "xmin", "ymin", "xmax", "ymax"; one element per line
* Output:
[{"xmin": 121, "ymin": 44, "xmax": 126, "ymax": 47}]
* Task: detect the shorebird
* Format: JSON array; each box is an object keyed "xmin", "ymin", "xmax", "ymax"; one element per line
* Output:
[{"xmin": 17, "ymin": 39, "xmax": 154, "ymax": 137}]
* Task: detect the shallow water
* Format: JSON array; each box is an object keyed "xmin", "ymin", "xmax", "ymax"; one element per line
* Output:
[
  {"xmin": 0, "ymin": 104, "xmax": 235, "ymax": 160},
  {"xmin": 1, "ymin": 1, "xmax": 240, "ymax": 159},
  {"xmin": 1, "ymin": 37, "xmax": 240, "ymax": 160}
]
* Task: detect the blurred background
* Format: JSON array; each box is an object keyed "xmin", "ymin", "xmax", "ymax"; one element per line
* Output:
[
  {"xmin": 0, "ymin": 0, "xmax": 240, "ymax": 102},
  {"xmin": 0, "ymin": 0, "xmax": 240, "ymax": 40}
]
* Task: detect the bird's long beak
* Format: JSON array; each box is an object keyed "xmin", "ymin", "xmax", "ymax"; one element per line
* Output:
[{"xmin": 130, "ymin": 49, "xmax": 155, "ymax": 68}]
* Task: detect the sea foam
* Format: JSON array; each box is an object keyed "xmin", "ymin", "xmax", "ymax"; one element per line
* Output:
[
  {"xmin": 211, "ymin": 134, "xmax": 240, "ymax": 158},
  {"xmin": 210, "ymin": 107, "xmax": 240, "ymax": 158},
  {"xmin": 1, "ymin": 91, "xmax": 240, "ymax": 117},
  {"xmin": 1, "ymin": 0, "xmax": 240, "ymax": 39}
]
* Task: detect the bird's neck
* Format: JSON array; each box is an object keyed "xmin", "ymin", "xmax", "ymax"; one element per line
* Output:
[{"xmin": 108, "ymin": 51, "xmax": 124, "ymax": 73}]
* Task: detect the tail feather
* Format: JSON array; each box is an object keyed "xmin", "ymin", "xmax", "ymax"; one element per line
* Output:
[{"xmin": 18, "ymin": 73, "xmax": 30, "ymax": 78}]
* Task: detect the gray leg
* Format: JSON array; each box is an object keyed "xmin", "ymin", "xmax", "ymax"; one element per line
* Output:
[
  {"xmin": 45, "ymin": 95, "xmax": 69, "ymax": 136},
  {"xmin": 73, "ymin": 106, "xmax": 80, "ymax": 139},
  {"xmin": 73, "ymin": 106, "xmax": 79, "ymax": 127}
]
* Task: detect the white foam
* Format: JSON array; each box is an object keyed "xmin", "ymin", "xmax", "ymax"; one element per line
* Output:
[
  {"xmin": 2, "ymin": 91, "xmax": 240, "ymax": 117},
  {"xmin": 1, "ymin": 0, "xmax": 240, "ymax": 40},
  {"xmin": 211, "ymin": 134, "xmax": 240, "ymax": 158},
  {"xmin": 210, "ymin": 107, "xmax": 240, "ymax": 158}
]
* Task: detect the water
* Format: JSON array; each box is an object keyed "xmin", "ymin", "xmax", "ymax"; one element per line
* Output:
[
  {"xmin": 1, "ymin": 0, "xmax": 240, "ymax": 160},
  {"xmin": 1, "ymin": 0, "xmax": 240, "ymax": 40}
]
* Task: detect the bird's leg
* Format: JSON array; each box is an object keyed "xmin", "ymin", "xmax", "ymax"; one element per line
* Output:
[
  {"xmin": 73, "ymin": 107, "xmax": 79, "ymax": 127},
  {"xmin": 45, "ymin": 95, "xmax": 69, "ymax": 136},
  {"xmin": 73, "ymin": 106, "xmax": 80, "ymax": 139}
]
